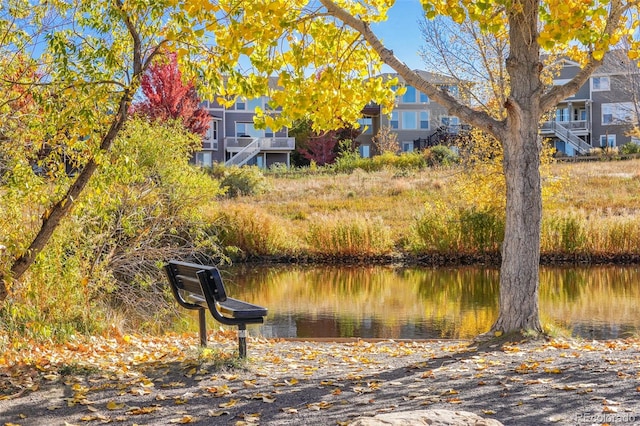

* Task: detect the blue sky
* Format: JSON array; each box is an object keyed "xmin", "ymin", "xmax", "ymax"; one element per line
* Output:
[{"xmin": 372, "ymin": 0, "xmax": 426, "ymax": 71}]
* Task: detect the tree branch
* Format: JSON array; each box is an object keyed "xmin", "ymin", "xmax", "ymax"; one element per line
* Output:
[
  {"xmin": 539, "ymin": 0, "xmax": 628, "ymax": 112},
  {"xmin": 319, "ymin": 0, "xmax": 506, "ymax": 140}
]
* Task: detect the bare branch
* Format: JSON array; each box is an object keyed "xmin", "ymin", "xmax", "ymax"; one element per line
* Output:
[{"xmin": 319, "ymin": 0, "xmax": 506, "ymax": 140}]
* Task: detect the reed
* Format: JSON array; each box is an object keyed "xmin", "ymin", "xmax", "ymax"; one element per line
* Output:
[
  {"xmin": 305, "ymin": 213, "xmax": 394, "ymax": 256},
  {"xmin": 212, "ymin": 203, "xmax": 300, "ymax": 258}
]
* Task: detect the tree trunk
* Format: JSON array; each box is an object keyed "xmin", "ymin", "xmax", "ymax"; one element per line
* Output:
[
  {"xmin": 492, "ymin": 114, "xmax": 543, "ymax": 334},
  {"xmin": 491, "ymin": 0, "xmax": 543, "ymax": 335},
  {"xmin": 6, "ymin": 89, "xmax": 132, "ymax": 288}
]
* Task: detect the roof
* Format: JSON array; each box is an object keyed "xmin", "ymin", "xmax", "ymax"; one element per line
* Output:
[{"xmin": 377, "ymin": 70, "xmax": 460, "ymax": 85}]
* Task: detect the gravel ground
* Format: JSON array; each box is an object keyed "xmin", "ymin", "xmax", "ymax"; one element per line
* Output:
[{"xmin": 1, "ymin": 336, "xmax": 640, "ymax": 425}]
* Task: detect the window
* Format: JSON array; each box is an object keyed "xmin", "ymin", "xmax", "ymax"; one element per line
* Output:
[
  {"xmin": 195, "ymin": 151, "xmax": 212, "ymax": 167},
  {"xmin": 390, "ymin": 111, "xmax": 399, "ymax": 129},
  {"xmin": 401, "ymin": 86, "xmax": 417, "ymax": 103},
  {"xmin": 402, "ymin": 141, "xmax": 414, "ymax": 152},
  {"xmin": 264, "ymin": 127, "xmax": 274, "ymax": 138},
  {"xmin": 205, "ymin": 121, "xmax": 218, "ymax": 151},
  {"xmin": 441, "ymin": 116, "xmax": 460, "ymax": 126},
  {"xmin": 235, "ymin": 98, "xmax": 246, "ymax": 110},
  {"xmin": 235, "ymin": 122, "xmax": 261, "ymax": 138},
  {"xmin": 592, "ymin": 76, "xmax": 610, "ymax": 91},
  {"xmin": 555, "ymin": 107, "xmax": 569, "ymax": 122},
  {"xmin": 419, "ymin": 91, "xmax": 429, "ymax": 103},
  {"xmin": 599, "ymin": 134, "xmax": 616, "ymax": 147},
  {"xmin": 574, "ymin": 109, "xmax": 587, "ymax": 121},
  {"xmin": 401, "ymin": 111, "xmax": 418, "ymax": 129},
  {"xmin": 602, "ymin": 102, "xmax": 635, "ymax": 125},
  {"xmin": 439, "ymin": 84, "xmax": 459, "ymax": 97},
  {"xmin": 357, "ymin": 117, "xmax": 373, "ymax": 134},
  {"xmin": 419, "ymin": 111, "xmax": 429, "ymax": 129},
  {"xmin": 441, "ymin": 116, "xmax": 460, "ymax": 133},
  {"xmin": 359, "ymin": 144, "xmax": 371, "ymax": 158}
]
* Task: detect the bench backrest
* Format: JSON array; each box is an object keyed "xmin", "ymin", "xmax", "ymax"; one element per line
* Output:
[{"xmin": 165, "ymin": 260, "xmax": 227, "ymax": 302}]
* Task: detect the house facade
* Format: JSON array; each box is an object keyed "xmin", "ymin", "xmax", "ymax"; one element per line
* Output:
[
  {"xmin": 541, "ymin": 52, "xmax": 639, "ymax": 156},
  {"xmin": 195, "ymin": 96, "xmax": 295, "ymax": 168},
  {"xmin": 355, "ymin": 71, "xmax": 468, "ymax": 156},
  {"xmin": 358, "ymin": 56, "xmax": 640, "ymax": 158}
]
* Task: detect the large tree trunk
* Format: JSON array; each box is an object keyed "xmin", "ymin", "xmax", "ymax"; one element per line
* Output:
[
  {"xmin": 491, "ymin": 0, "xmax": 543, "ymax": 335},
  {"xmin": 492, "ymin": 114, "xmax": 543, "ymax": 334}
]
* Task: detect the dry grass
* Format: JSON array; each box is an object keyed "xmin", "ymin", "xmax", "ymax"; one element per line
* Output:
[
  {"xmin": 223, "ymin": 168, "xmax": 459, "ymax": 245},
  {"xmin": 219, "ymin": 159, "xmax": 640, "ymax": 259}
]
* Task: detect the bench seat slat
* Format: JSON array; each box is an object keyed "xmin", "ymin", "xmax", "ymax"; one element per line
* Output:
[{"xmin": 218, "ymin": 297, "xmax": 268, "ymax": 319}]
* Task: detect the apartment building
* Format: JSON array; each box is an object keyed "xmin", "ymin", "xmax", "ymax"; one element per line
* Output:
[
  {"xmin": 355, "ymin": 71, "xmax": 468, "ymax": 157},
  {"xmin": 542, "ymin": 51, "xmax": 640, "ymax": 156},
  {"xmin": 195, "ymin": 96, "xmax": 295, "ymax": 168}
]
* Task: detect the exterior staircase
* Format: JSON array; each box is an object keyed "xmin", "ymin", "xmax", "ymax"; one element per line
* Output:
[
  {"xmin": 541, "ymin": 121, "xmax": 591, "ymax": 155},
  {"xmin": 225, "ymin": 138, "xmax": 261, "ymax": 166}
]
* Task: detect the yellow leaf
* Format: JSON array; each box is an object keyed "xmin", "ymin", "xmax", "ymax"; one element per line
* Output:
[
  {"xmin": 169, "ymin": 415, "xmax": 197, "ymax": 424},
  {"xmin": 106, "ymin": 400, "xmax": 125, "ymax": 410},
  {"xmin": 262, "ymin": 395, "xmax": 276, "ymax": 403},
  {"xmin": 219, "ymin": 399, "xmax": 239, "ymax": 408},
  {"xmin": 208, "ymin": 410, "xmax": 230, "ymax": 417},
  {"xmin": 482, "ymin": 409, "xmax": 496, "ymax": 415},
  {"xmin": 593, "ymin": 50, "xmax": 605, "ymax": 61},
  {"xmin": 494, "ymin": 330, "xmax": 503, "ymax": 337}
]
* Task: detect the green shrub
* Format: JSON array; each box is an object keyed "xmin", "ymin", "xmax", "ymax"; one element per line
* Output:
[
  {"xmin": 426, "ymin": 145, "xmax": 459, "ymax": 167},
  {"xmin": 459, "ymin": 208, "xmax": 504, "ymax": 253},
  {"xmin": 1, "ymin": 118, "xmax": 225, "ymax": 340},
  {"xmin": 620, "ymin": 142, "xmax": 640, "ymax": 155},
  {"xmin": 211, "ymin": 164, "xmax": 270, "ymax": 197}
]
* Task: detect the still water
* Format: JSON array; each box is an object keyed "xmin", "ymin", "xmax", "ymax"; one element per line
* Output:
[{"xmin": 212, "ymin": 265, "xmax": 640, "ymax": 340}]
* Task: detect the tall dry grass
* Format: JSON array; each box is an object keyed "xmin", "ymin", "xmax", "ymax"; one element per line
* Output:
[{"xmin": 228, "ymin": 158, "xmax": 640, "ymax": 260}]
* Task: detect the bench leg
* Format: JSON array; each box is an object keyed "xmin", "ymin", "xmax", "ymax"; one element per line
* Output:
[
  {"xmin": 198, "ymin": 309, "xmax": 207, "ymax": 346},
  {"xmin": 238, "ymin": 324, "xmax": 247, "ymax": 358}
]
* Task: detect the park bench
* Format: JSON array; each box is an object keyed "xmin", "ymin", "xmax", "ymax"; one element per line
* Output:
[{"xmin": 163, "ymin": 260, "xmax": 267, "ymax": 358}]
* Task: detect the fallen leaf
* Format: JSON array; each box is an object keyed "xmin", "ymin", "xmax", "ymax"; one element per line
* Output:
[
  {"xmin": 169, "ymin": 414, "xmax": 197, "ymax": 423},
  {"xmin": 219, "ymin": 399, "xmax": 239, "ymax": 408},
  {"xmin": 106, "ymin": 400, "xmax": 125, "ymax": 410},
  {"xmin": 208, "ymin": 410, "xmax": 230, "ymax": 417}
]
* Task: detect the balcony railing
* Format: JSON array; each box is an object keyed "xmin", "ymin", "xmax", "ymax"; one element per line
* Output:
[
  {"xmin": 225, "ymin": 137, "xmax": 295, "ymax": 150},
  {"xmin": 541, "ymin": 120, "xmax": 589, "ymax": 132}
]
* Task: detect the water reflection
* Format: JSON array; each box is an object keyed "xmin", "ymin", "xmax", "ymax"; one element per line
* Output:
[{"xmin": 210, "ymin": 265, "xmax": 640, "ymax": 340}]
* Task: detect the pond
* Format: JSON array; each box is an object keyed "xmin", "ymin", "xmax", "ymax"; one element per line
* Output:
[{"xmin": 204, "ymin": 265, "xmax": 640, "ymax": 340}]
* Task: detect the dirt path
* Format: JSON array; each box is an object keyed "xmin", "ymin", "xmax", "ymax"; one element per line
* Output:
[{"xmin": 1, "ymin": 335, "xmax": 639, "ymax": 425}]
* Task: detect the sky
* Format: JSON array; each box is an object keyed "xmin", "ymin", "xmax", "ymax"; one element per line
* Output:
[{"xmin": 371, "ymin": 0, "xmax": 427, "ymax": 71}]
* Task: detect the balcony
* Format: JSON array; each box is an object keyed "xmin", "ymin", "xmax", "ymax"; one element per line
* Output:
[
  {"xmin": 225, "ymin": 136, "xmax": 295, "ymax": 152},
  {"xmin": 541, "ymin": 120, "xmax": 589, "ymax": 134}
]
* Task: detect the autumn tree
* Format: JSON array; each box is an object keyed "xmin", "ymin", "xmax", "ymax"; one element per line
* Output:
[
  {"xmin": 201, "ymin": 0, "xmax": 638, "ymax": 337},
  {"xmin": 298, "ymin": 131, "xmax": 339, "ymax": 165},
  {"xmin": 0, "ymin": 0, "xmax": 227, "ymax": 303},
  {"xmin": 131, "ymin": 52, "xmax": 210, "ymax": 136}
]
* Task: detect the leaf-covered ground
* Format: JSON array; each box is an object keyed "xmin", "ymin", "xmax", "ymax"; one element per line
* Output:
[{"xmin": 1, "ymin": 332, "xmax": 639, "ymax": 425}]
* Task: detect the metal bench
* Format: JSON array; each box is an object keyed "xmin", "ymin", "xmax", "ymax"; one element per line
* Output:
[{"xmin": 163, "ymin": 260, "xmax": 267, "ymax": 358}]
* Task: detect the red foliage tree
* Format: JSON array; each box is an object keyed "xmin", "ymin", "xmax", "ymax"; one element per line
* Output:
[
  {"xmin": 298, "ymin": 131, "xmax": 339, "ymax": 165},
  {"xmin": 130, "ymin": 53, "xmax": 209, "ymax": 136}
]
